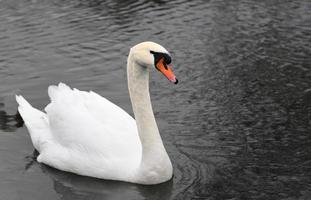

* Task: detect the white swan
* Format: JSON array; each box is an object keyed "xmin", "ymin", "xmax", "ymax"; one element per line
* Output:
[{"xmin": 16, "ymin": 42, "xmax": 178, "ymax": 185}]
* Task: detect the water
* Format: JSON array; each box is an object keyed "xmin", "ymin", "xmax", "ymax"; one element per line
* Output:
[{"xmin": 0, "ymin": 0, "xmax": 310, "ymax": 199}]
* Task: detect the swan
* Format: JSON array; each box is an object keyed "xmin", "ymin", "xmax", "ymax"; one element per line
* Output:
[{"xmin": 16, "ymin": 42, "xmax": 178, "ymax": 185}]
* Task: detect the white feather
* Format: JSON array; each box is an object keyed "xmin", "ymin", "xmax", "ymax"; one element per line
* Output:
[{"xmin": 17, "ymin": 83, "xmax": 142, "ymax": 181}]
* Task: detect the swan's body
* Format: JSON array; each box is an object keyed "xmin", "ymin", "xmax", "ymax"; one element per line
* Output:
[{"xmin": 16, "ymin": 42, "xmax": 177, "ymax": 185}]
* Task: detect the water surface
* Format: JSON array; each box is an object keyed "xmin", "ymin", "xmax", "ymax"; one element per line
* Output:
[{"xmin": 0, "ymin": 0, "xmax": 310, "ymax": 199}]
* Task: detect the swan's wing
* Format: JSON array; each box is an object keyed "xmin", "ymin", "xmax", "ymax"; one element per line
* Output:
[
  {"xmin": 44, "ymin": 83, "xmax": 141, "ymax": 159},
  {"xmin": 17, "ymin": 83, "xmax": 142, "ymax": 179},
  {"xmin": 73, "ymin": 88, "xmax": 136, "ymax": 135}
]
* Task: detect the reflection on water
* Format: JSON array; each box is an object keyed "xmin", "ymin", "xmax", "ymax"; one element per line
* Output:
[
  {"xmin": 0, "ymin": 0, "xmax": 310, "ymax": 199},
  {"xmin": 0, "ymin": 103, "xmax": 23, "ymax": 132}
]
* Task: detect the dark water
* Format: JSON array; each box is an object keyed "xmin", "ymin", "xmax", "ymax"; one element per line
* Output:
[{"xmin": 0, "ymin": 0, "xmax": 310, "ymax": 199}]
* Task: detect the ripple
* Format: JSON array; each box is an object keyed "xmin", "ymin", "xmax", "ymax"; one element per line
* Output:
[{"xmin": 0, "ymin": 0, "xmax": 310, "ymax": 199}]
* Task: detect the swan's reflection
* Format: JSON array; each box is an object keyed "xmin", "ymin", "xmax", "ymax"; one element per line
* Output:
[{"xmin": 0, "ymin": 102, "xmax": 23, "ymax": 132}]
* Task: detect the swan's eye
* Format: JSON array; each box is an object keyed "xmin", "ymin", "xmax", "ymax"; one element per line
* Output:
[
  {"xmin": 150, "ymin": 51, "xmax": 172, "ymax": 66},
  {"xmin": 163, "ymin": 54, "xmax": 171, "ymax": 65}
]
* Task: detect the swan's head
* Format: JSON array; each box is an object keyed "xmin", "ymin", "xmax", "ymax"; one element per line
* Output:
[{"xmin": 130, "ymin": 41, "xmax": 178, "ymax": 84}]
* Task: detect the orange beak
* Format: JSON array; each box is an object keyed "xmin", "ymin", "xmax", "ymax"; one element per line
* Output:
[{"xmin": 156, "ymin": 57, "xmax": 178, "ymax": 84}]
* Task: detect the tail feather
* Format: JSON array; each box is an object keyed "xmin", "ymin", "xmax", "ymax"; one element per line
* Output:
[
  {"xmin": 16, "ymin": 95, "xmax": 50, "ymax": 152},
  {"xmin": 16, "ymin": 95, "xmax": 31, "ymax": 108}
]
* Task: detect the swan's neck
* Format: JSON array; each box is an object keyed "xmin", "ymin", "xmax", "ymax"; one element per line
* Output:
[{"xmin": 127, "ymin": 52, "xmax": 172, "ymax": 183}]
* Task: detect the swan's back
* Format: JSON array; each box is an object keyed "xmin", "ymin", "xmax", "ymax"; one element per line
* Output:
[{"xmin": 16, "ymin": 83, "xmax": 142, "ymax": 181}]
